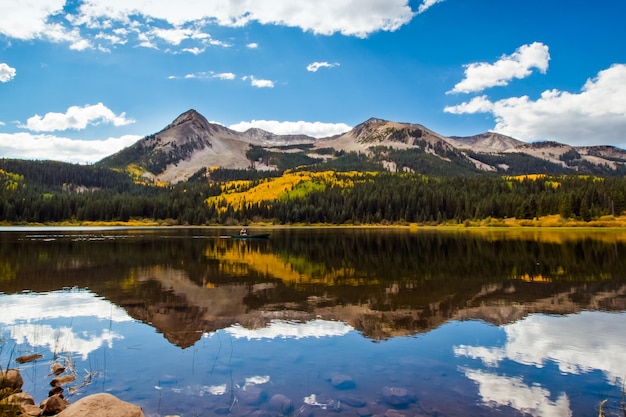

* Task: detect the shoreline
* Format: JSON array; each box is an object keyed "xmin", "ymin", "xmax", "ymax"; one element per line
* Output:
[{"xmin": 2, "ymin": 214, "xmax": 626, "ymax": 230}]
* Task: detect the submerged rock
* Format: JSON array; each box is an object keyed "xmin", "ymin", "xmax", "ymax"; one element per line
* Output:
[
  {"xmin": 15, "ymin": 354, "xmax": 44, "ymax": 364},
  {"xmin": 330, "ymin": 374, "xmax": 356, "ymax": 390},
  {"xmin": 55, "ymin": 393, "xmax": 144, "ymax": 417},
  {"xmin": 380, "ymin": 386, "xmax": 416, "ymax": 408},
  {"xmin": 338, "ymin": 394, "xmax": 367, "ymax": 408},
  {"xmin": 50, "ymin": 375, "xmax": 75, "ymax": 387},
  {"xmin": 267, "ymin": 394, "xmax": 293, "ymax": 414},
  {"xmin": 50, "ymin": 363, "xmax": 66, "ymax": 376},
  {"xmin": 238, "ymin": 386, "xmax": 267, "ymax": 405}
]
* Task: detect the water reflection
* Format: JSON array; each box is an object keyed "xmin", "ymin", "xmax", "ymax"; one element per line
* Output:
[
  {"xmin": 1, "ymin": 290, "xmax": 131, "ymax": 359},
  {"xmin": 1, "ymin": 228, "xmax": 626, "ymax": 416}
]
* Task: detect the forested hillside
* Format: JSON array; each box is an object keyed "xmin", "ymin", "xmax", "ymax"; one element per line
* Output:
[{"xmin": 2, "ymin": 158, "xmax": 626, "ymax": 226}]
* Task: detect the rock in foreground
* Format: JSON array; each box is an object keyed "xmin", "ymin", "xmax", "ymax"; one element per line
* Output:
[{"xmin": 56, "ymin": 393, "xmax": 144, "ymax": 417}]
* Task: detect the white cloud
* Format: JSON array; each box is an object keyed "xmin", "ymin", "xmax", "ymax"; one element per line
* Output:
[
  {"xmin": 1, "ymin": 291, "xmax": 131, "ymax": 360},
  {"xmin": 71, "ymin": 0, "xmax": 415, "ymax": 39},
  {"xmin": 246, "ymin": 76, "xmax": 275, "ymax": 88},
  {"xmin": 0, "ymin": 131, "xmax": 142, "ymax": 164},
  {"xmin": 0, "ymin": 0, "xmax": 65, "ymax": 40},
  {"xmin": 95, "ymin": 32, "xmax": 127, "ymax": 45},
  {"xmin": 444, "ymin": 64, "xmax": 626, "ymax": 147},
  {"xmin": 462, "ymin": 369, "xmax": 572, "ymax": 417},
  {"xmin": 306, "ymin": 61, "xmax": 340, "ymax": 72},
  {"xmin": 168, "ymin": 71, "xmax": 236, "ymax": 80},
  {"xmin": 1, "ymin": 0, "xmax": 416, "ymax": 54},
  {"xmin": 450, "ymin": 42, "xmax": 550, "ymax": 94},
  {"xmin": 247, "ymin": 42, "xmax": 259, "ymax": 49},
  {"xmin": 22, "ymin": 103, "xmax": 135, "ymax": 132},
  {"xmin": 455, "ymin": 311, "xmax": 626, "ymax": 384},
  {"xmin": 418, "ymin": 0, "xmax": 445, "ymax": 14},
  {"xmin": 225, "ymin": 319, "xmax": 352, "ymax": 339},
  {"xmin": 230, "ymin": 120, "xmax": 351, "ymax": 138},
  {"xmin": 181, "ymin": 47, "xmax": 205, "ymax": 55},
  {"xmin": 214, "ymin": 72, "xmax": 236, "ymax": 80},
  {"xmin": 444, "ymin": 95, "xmax": 494, "ymax": 114},
  {"xmin": 0, "ymin": 62, "xmax": 16, "ymax": 82}
]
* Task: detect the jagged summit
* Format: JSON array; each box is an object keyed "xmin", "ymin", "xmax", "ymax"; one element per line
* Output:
[
  {"xmin": 167, "ymin": 109, "xmax": 211, "ymax": 130},
  {"xmin": 97, "ymin": 109, "xmax": 626, "ymax": 183}
]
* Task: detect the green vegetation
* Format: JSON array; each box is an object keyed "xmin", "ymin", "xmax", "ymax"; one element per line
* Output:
[{"xmin": 2, "ymin": 158, "xmax": 626, "ymax": 226}]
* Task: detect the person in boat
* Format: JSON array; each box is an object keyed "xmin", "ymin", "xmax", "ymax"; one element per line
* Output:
[{"xmin": 240, "ymin": 228, "xmax": 248, "ymax": 236}]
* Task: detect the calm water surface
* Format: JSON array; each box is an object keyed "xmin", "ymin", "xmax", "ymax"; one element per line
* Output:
[{"xmin": 1, "ymin": 227, "xmax": 625, "ymax": 417}]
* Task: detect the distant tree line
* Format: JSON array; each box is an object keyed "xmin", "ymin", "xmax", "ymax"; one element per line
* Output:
[
  {"xmin": 219, "ymin": 174, "xmax": 626, "ymax": 224},
  {"xmin": 2, "ymin": 159, "xmax": 626, "ymax": 225}
]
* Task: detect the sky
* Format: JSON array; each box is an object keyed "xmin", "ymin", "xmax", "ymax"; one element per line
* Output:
[{"xmin": 1, "ymin": 0, "xmax": 625, "ymax": 164}]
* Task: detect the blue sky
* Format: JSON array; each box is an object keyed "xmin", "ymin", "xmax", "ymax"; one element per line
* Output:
[{"xmin": 1, "ymin": 0, "xmax": 625, "ymax": 163}]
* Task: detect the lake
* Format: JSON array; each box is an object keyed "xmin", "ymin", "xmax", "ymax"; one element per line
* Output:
[{"xmin": 1, "ymin": 227, "xmax": 625, "ymax": 417}]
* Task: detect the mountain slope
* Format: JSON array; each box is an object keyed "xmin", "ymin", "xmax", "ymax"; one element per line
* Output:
[
  {"xmin": 98, "ymin": 110, "xmax": 626, "ymax": 182},
  {"xmin": 99, "ymin": 109, "xmax": 317, "ymax": 182}
]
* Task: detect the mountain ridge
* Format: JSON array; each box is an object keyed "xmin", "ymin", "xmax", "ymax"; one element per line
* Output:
[{"xmin": 98, "ymin": 109, "xmax": 626, "ymax": 182}]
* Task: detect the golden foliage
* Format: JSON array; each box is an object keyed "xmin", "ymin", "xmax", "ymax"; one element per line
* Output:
[
  {"xmin": 205, "ymin": 240, "xmax": 369, "ymax": 286},
  {"xmin": 207, "ymin": 171, "xmax": 372, "ymax": 213}
]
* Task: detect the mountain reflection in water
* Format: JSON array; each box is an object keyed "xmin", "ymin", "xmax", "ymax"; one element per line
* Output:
[{"xmin": 1, "ymin": 227, "xmax": 625, "ymax": 417}]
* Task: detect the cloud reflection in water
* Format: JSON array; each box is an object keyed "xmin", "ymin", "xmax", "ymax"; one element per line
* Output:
[
  {"xmin": 1, "ymin": 290, "xmax": 131, "ymax": 359},
  {"xmin": 455, "ymin": 311, "xmax": 626, "ymax": 416}
]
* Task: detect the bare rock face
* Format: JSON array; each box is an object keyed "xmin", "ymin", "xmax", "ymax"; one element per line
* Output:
[
  {"xmin": 0, "ymin": 369, "xmax": 24, "ymax": 390},
  {"xmin": 55, "ymin": 393, "xmax": 145, "ymax": 417}
]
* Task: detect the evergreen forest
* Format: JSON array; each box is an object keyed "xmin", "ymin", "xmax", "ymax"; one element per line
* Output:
[{"xmin": 1, "ymin": 158, "xmax": 626, "ymax": 226}]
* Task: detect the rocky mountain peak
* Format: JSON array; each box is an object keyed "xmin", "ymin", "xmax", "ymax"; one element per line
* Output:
[{"xmin": 169, "ymin": 109, "xmax": 210, "ymax": 129}]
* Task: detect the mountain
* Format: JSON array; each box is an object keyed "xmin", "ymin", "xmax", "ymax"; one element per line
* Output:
[
  {"xmin": 98, "ymin": 109, "xmax": 316, "ymax": 182},
  {"xmin": 98, "ymin": 110, "xmax": 626, "ymax": 182}
]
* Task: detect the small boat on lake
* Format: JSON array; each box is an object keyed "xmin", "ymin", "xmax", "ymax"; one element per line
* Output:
[{"xmin": 229, "ymin": 233, "xmax": 270, "ymax": 239}]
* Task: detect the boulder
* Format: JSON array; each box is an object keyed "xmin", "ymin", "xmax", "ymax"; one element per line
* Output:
[
  {"xmin": 0, "ymin": 369, "xmax": 24, "ymax": 390},
  {"xmin": 4, "ymin": 391, "xmax": 35, "ymax": 406},
  {"xmin": 1, "ymin": 391, "xmax": 39, "ymax": 416},
  {"xmin": 384, "ymin": 409, "xmax": 407, "ymax": 417},
  {"xmin": 40, "ymin": 394, "xmax": 68, "ymax": 415},
  {"xmin": 267, "ymin": 394, "xmax": 293, "ymax": 414},
  {"xmin": 56, "ymin": 393, "xmax": 144, "ymax": 417},
  {"xmin": 238, "ymin": 386, "xmax": 267, "ymax": 405},
  {"xmin": 337, "ymin": 394, "xmax": 366, "ymax": 408},
  {"xmin": 330, "ymin": 374, "xmax": 356, "ymax": 390},
  {"xmin": 21, "ymin": 403, "xmax": 43, "ymax": 416},
  {"xmin": 380, "ymin": 386, "xmax": 416, "ymax": 408}
]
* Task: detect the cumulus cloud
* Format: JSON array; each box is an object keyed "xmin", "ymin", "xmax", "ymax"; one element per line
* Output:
[
  {"xmin": 247, "ymin": 42, "xmax": 259, "ymax": 49},
  {"xmin": 306, "ymin": 61, "xmax": 340, "ymax": 72},
  {"xmin": 450, "ymin": 42, "xmax": 550, "ymax": 94},
  {"xmin": 455, "ymin": 311, "xmax": 626, "ymax": 384},
  {"xmin": 214, "ymin": 72, "xmax": 236, "ymax": 80},
  {"xmin": 0, "ymin": 0, "xmax": 65, "ymax": 40},
  {"xmin": 168, "ymin": 71, "xmax": 236, "ymax": 80},
  {"xmin": 21, "ymin": 103, "xmax": 135, "ymax": 132},
  {"xmin": 2, "ymin": 0, "xmax": 416, "ymax": 49},
  {"xmin": 0, "ymin": 62, "xmax": 16, "ymax": 82},
  {"xmin": 444, "ymin": 64, "xmax": 626, "ymax": 147},
  {"xmin": 225, "ymin": 319, "xmax": 352, "ymax": 339},
  {"xmin": 229, "ymin": 119, "xmax": 351, "ymax": 138},
  {"xmin": 0, "ymin": 132, "xmax": 141, "ymax": 164},
  {"xmin": 462, "ymin": 370, "xmax": 572, "ymax": 417},
  {"xmin": 0, "ymin": 1, "xmax": 92, "ymax": 50},
  {"xmin": 245, "ymin": 76, "xmax": 275, "ymax": 88},
  {"xmin": 418, "ymin": 0, "xmax": 445, "ymax": 14}
]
